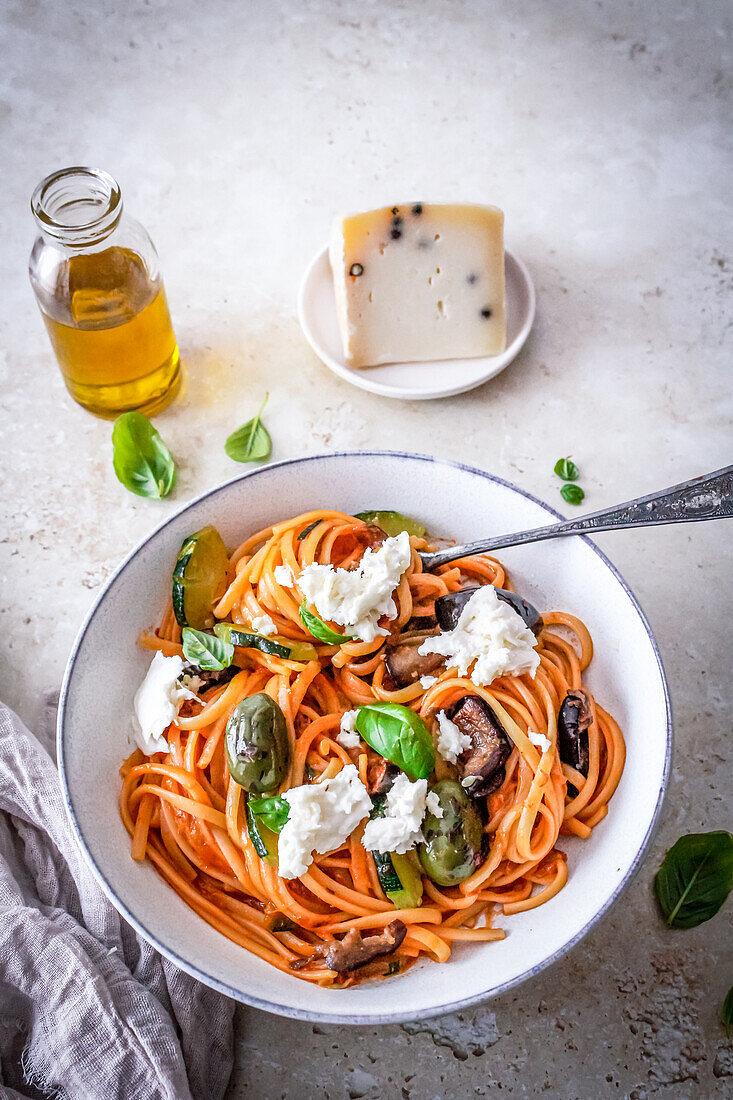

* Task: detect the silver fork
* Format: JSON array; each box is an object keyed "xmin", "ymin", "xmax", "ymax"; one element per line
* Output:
[{"xmin": 420, "ymin": 465, "xmax": 733, "ymax": 571}]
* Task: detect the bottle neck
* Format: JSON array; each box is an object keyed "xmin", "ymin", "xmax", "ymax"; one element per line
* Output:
[{"xmin": 31, "ymin": 167, "xmax": 123, "ymax": 248}]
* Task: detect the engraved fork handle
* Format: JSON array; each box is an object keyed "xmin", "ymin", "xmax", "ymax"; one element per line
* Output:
[{"xmin": 419, "ymin": 465, "xmax": 733, "ymax": 571}]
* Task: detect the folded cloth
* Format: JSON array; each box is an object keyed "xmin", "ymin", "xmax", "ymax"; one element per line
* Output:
[{"xmin": 0, "ymin": 702, "xmax": 234, "ymax": 1100}]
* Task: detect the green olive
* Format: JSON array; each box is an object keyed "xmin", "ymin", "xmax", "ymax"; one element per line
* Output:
[
  {"xmin": 224, "ymin": 694, "xmax": 289, "ymax": 794},
  {"xmin": 418, "ymin": 780, "xmax": 483, "ymax": 886}
]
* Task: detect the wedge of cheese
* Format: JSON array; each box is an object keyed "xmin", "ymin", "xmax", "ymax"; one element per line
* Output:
[{"xmin": 329, "ymin": 203, "xmax": 506, "ymax": 368}]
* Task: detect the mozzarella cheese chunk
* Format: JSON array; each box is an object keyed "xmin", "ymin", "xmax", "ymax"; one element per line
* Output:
[
  {"xmin": 336, "ymin": 709, "xmax": 361, "ymax": 748},
  {"xmin": 436, "ymin": 709, "xmax": 472, "ymax": 763},
  {"xmin": 250, "ymin": 612, "xmax": 276, "ymax": 636},
  {"xmin": 278, "ymin": 764, "xmax": 372, "ymax": 879},
  {"xmin": 361, "ymin": 773, "xmax": 428, "ymax": 854},
  {"xmin": 298, "ymin": 531, "xmax": 411, "ymax": 643},
  {"xmin": 425, "ymin": 790, "xmax": 444, "ymax": 819},
  {"xmin": 132, "ymin": 652, "xmax": 196, "ymax": 756},
  {"xmin": 419, "ymin": 586, "xmax": 540, "ymax": 686},
  {"xmin": 274, "ymin": 564, "xmax": 293, "ymax": 587},
  {"xmin": 528, "ymin": 729, "xmax": 552, "ymax": 754},
  {"xmin": 330, "ymin": 203, "xmax": 506, "ymax": 368}
]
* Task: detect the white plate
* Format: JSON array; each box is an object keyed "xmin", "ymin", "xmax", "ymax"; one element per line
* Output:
[
  {"xmin": 58, "ymin": 452, "xmax": 671, "ymax": 1024},
  {"xmin": 298, "ymin": 246, "xmax": 536, "ymax": 400}
]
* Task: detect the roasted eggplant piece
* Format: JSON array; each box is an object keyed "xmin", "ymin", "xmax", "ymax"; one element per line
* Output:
[
  {"xmin": 558, "ymin": 689, "xmax": 591, "ymax": 789},
  {"xmin": 435, "ymin": 585, "xmax": 543, "ymax": 635},
  {"xmin": 447, "ymin": 695, "xmax": 513, "ymax": 797},
  {"xmin": 384, "ymin": 628, "xmax": 444, "ymax": 687},
  {"xmin": 183, "ymin": 665, "xmax": 238, "ymax": 691},
  {"xmin": 405, "ymin": 614, "xmax": 439, "ymax": 632},
  {"xmin": 325, "ymin": 920, "xmax": 407, "ymax": 972},
  {"xmin": 353, "ymin": 524, "xmax": 387, "ymax": 551},
  {"xmin": 291, "ymin": 920, "xmax": 407, "ymax": 974},
  {"xmin": 366, "ymin": 759, "xmax": 400, "ymax": 796}
]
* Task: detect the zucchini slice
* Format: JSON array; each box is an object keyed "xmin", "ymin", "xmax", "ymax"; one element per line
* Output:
[
  {"xmin": 214, "ymin": 622, "xmax": 318, "ymax": 662},
  {"xmin": 373, "ymin": 850, "xmax": 424, "ymax": 909},
  {"xmin": 172, "ymin": 526, "xmax": 229, "ymax": 629},
  {"xmin": 354, "ymin": 511, "xmax": 426, "ymax": 538},
  {"xmin": 368, "ymin": 793, "xmax": 424, "ymax": 907},
  {"xmin": 245, "ymin": 797, "xmax": 279, "ymax": 862}
]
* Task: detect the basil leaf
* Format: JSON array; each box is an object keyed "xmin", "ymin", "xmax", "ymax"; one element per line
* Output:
[
  {"xmin": 297, "ymin": 518, "xmax": 322, "ymax": 541},
  {"xmin": 225, "ymin": 393, "xmax": 272, "ymax": 463},
  {"xmin": 553, "ymin": 457, "xmax": 579, "ymax": 481},
  {"xmin": 355, "ymin": 702, "xmax": 435, "ymax": 780},
  {"xmin": 560, "ymin": 483, "xmax": 585, "ymax": 506},
  {"xmin": 111, "ymin": 411, "xmax": 175, "ymax": 499},
  {"xmin": 181, "ymin": 627, "xmax": 234, "ymax": 671},
  {"xmin": 299, "ymin": 600, "xmax": 352, "ymax": 644},
  {"xmin": 355, "ymin": 511, "xmax": 426, "ymax": 538},
  {"xmin": 723, "ymin": 987, "xmax": 733, "ymax": 1038},
  {"xmin": 654, "ymin": 831, "xmax": 733, "ymax": 929},
  {"xmin": 213, "ymin": 622, "xmax": 291, "ymax": 659},
  {"xmin": 248, "ymin": 794, "xmax": 289, "ymax": 833}
]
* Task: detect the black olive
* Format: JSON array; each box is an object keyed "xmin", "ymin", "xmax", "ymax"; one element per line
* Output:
[
  {"xmin": 391, "ymin": 206, "xmax": 400, "ymax": 215},
  {"xmin": 349, "ymin": 263, "xmax": 364, "ymax": 277},
  {"xmin": 480, "ymin": 307, "xmax": 492, "ymax": 318},
  {"xmin": 435, "ymin": 586, "xmax": 543, "ymax": 635},
  {"xmin": 412, "ymin": 204, "xmax": 423, "ymax": 215},
  {"xmin": 390, "ymin": 229, "xmax": 402, "ymax": 239},
  {"xmin": 558, "ymin": 690, "xmax": 591, "ymax": 791}
]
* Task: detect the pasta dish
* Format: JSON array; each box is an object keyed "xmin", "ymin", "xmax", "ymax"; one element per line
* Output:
[{"xmin": 119, "ymin": 509, "xmax": 625, "ymax": 985}]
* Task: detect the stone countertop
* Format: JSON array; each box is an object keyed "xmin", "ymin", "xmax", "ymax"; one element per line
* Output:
[{"xmin": 1, "ymin": 1, "xmax": 731, "ymax": 1097}]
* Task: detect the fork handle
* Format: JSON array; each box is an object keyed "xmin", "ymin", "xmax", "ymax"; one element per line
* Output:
[{"xmin": 419, "ymin": 465, "xmax": 733, "ymax": 570}]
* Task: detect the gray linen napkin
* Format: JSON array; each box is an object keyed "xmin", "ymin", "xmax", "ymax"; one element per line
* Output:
[{"xmin": 0, "ymin": 702, "xmax": 234, "ymax": 1100}]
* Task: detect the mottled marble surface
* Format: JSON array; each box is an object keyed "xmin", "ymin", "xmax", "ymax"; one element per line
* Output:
[{"xmin": 1, "ymin": 1, "xmax": 731, "ymax": 1097}]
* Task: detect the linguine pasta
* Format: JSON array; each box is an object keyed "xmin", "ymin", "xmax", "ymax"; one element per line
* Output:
[{"xmin": 119, "ymin": 510, "xmax": 625, "ymax": 985}]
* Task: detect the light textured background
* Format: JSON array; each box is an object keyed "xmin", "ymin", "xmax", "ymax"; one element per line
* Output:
[{"xmin": 1, "ymin": 1, "xmax": 731, "ymax": 1097}]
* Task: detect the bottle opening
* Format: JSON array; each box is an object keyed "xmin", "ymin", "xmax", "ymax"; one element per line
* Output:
[{"xmin": 31, "ymin": 167, "xmax": 122, "ymax": 243}]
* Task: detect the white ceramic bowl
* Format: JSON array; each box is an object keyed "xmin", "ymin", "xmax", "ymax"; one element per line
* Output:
[
  {"xmin": 298, "ymin": 247, "xmax": 536, "ymax": 400},
  {"xmin": 58, "ymin": 453, "xmax": 671, "ymax": 1024}
]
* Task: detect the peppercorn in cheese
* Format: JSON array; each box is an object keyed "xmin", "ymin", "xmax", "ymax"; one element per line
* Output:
[{"xmin": 329, "ymin": 203, "xmax": 506, "ymax": 368}]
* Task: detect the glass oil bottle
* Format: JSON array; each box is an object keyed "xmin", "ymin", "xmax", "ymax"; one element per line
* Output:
[{"xmin": 29, "ymin": 167, "xmax": 180, "ymax": 419}]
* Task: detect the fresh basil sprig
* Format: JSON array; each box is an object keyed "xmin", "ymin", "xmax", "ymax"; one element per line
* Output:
[
  {"xmin": 299, "ymin": 600, "xmax": 353, "ymax": 644},
  {"xmin": 355, "ymin": 702, "xmax": 435, "ymax": 780},
  {"xmin": 355, "ymin": 511, "xmax": 426, "ymax": 538},
  {"xmin": 297, "ymin": 518, "xmax": 322, "ymax": 541},
  {"xmin": 111, "ymin": 411, "xmax": 175, "ymax": 499},
  {"xmin": 723, "ymin": 987, "xmax": 733, "ymax": 1038},
  {"xmin": 181, "ymin": 627, "xmax": 234, "ymax": 671},
  {"xmin": 248, "ymin": 794, "xmax": 290, "ymax": 833},
  {"xmin": 225, "ymin": 393, "xmax": 272, "ymax": 463},
  {"xmin": 654, "ymin": 830, "xmax": 733, "ymax": 928},
  {"xmin": 561, "ymin": 483, "xmax": 585, "ymax": 506},
  {"xmin": 553, "ymin": 457, "xmax": 579, "ymax": 482}
]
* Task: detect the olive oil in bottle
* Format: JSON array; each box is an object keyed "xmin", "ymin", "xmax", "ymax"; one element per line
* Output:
[{"xmin": 29, "ymin": 168, "xmax": 180, "ymax": 419}]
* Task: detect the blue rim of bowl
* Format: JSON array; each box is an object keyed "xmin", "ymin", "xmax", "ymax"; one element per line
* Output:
[{"xmin": 57, "ymin": 451, "xmax": 673, "ymax": 1025}]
